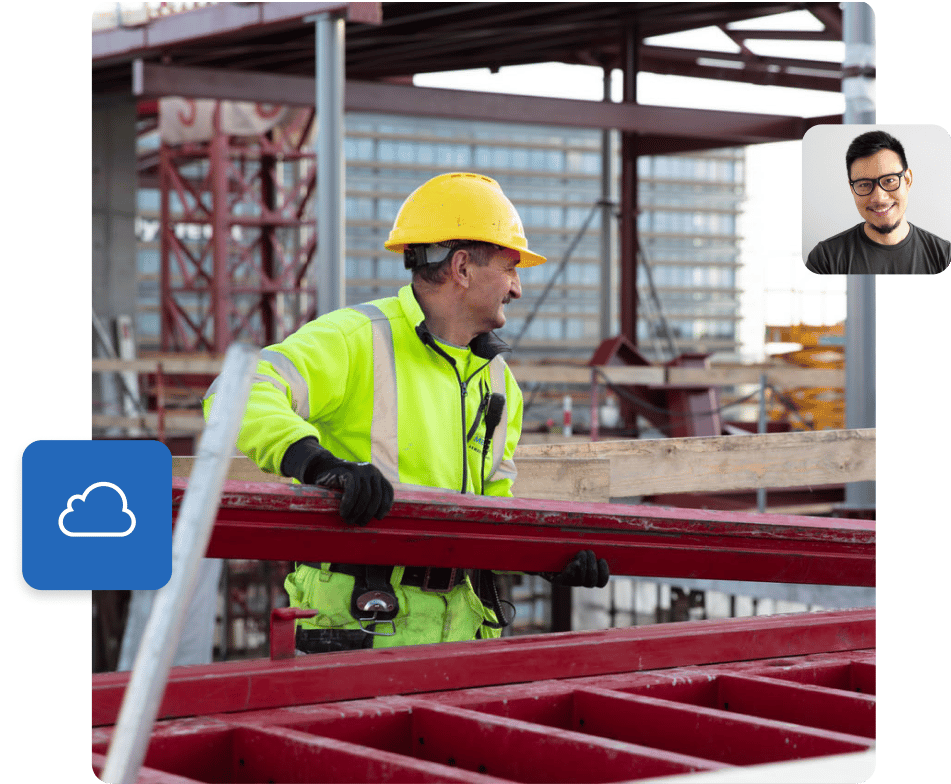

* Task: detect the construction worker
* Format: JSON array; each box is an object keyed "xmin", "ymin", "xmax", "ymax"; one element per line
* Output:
[{"xmin": 203, "ymin": 172, "xmax": 609, "ymax": 654}]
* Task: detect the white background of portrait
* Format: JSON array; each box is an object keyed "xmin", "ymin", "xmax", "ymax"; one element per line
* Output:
[
  {"xmin": 5, "ymin": 2, "xmax": 951, "ymax": 782},
  {"xmin": 801, "ymin": 123, "xmax": 951, "ymax": 262}
]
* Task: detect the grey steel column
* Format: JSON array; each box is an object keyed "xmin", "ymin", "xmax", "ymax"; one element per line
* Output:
[
  {"xmin": 315, "ymin": 11, "xmax": 346, "ymax": 315},
  {"xmin": 600, "ymin": 65, "xmax": 614, "ymax": 340},
  {"xmin": 843, "ymin": 2, "xmax": 876, "ymax": 510}
]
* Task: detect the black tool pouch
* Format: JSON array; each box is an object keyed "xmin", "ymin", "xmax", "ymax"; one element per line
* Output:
[{"xmin": 295, "ymin": 627, "xmax": 375, "ymax": 654}]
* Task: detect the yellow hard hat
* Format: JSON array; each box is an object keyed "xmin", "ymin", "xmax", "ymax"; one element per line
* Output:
[{"xmin": 384, "ymin": 172, "xmax": 546, "ymax": 267}]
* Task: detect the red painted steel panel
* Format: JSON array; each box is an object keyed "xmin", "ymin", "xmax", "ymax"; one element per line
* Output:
[
  {"xmin": 851, "ymin": 660, "xmax": 876, "ymax": 694},
  {"xmin": 181, "ymin": 479, "xmax": 875, "ymax": 587},
  {"xmin": 93, "ymin": 650, "xmax": 874, "ymax": 783},
  {"xmin": 403, "ymin": 700, "xmax": 727, "ymax": 781},
  {"xmin": 226, "ymin": 724, "xmax": 508, "ymax": 784},
  {"xmin": 570, "ymin": 687, "xmax": 872, "ymax": 764},
  {"xmin": 92, "ymin": 752, "xmax": 204, "ymax": 784},
  {"xmin": 715, "ymin": 673, "xmax": 875, "ymax": 738},
  {"xmin": 92, "ymin": 609, "xmax": 874, "ymax": 726}
]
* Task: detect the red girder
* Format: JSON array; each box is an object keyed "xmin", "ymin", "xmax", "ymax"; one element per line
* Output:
[
  {"xmin": 94, "ymin": 481, "xmax": 875, "ymax": 780},
  {"xmin": 183, "ymin": 478, "xmax": 875, "ymax": 587},
  {"xmin": 92, "ymin": 608, "xmax": 873, "ymax": 727}
]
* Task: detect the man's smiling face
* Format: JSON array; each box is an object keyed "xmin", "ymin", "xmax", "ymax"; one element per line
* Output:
[{"xmin": 849, "ymin": 148, "xmax": 913, "ymax": 243}]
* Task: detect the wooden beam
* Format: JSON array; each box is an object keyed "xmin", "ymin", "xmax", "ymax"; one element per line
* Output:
[
  {"xmin": 510, "ymin": 365, "xmax": 665, "ymax": 385},
  {"xmin": 172, "ymin": 456, "xmax": 291, "ymax": 484},
  {"xmin": 515, "ymin": 429, "xmax": 874, "ymax": 497},
  {"xmin": 92, "ymin": 357, "xmax": 223, "ymax": 374},
  {"xmin": 92, "ymin": 358, "xmax": 843, "ymax": 389},
  {"xmin": 170, "ymin": 429, "xmax": 871, "ymax": 501},
  {"xmin": 92, "ymin": 413, "xmax": 205, "ymax": 433},
  {"xmin": 172, "ymin": 455, "xmax": 612, "ymax": 502},
  {"xmin": 511, "ymin": 458, "xmax": 610, "ymax": 501},
  {"xmin": 665, "ymin": 365, "xmax": 844, "ymax": 388}
]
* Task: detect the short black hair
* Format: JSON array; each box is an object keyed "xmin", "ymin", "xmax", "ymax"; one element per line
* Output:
[{"xmin": 846, "ymin": 130, "xmax": 909, "ymax": 177}]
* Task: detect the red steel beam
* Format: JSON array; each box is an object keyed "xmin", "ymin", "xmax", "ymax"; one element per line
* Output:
[
  {"xmin": 181, "ymin": 479, "xmax": 875, "ymax": 587},
  {"xmin": 92, "ymin": 607, "xmax": 874, "ymax": 726}
]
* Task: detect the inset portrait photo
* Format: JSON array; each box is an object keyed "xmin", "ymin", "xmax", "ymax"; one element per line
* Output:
[{"xmin": 802, "ymin": 124, "xmax": 951, "ymax": 274}]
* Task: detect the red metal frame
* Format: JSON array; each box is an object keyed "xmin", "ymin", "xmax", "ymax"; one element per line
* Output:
[
  {"xmin": 183, "ymin": 479, "xmax": 875, "ymax": 587},
  {"xmin": 93, "ymin": 607, "xmax": 873, "ymax": 728},
  {"xmin": 93, "ymin": 625, "xmax": 874, "ymax": 782},
  {"xmin": 160, "ymin": 108, "xmax": 318, "ymax": 353},
  {"xmin": 94, "ymin": 483, "xmax": 875, "ymax": 781}
]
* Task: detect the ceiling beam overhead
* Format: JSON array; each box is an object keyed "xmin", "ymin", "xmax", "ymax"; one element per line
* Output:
[{"xmin": 134, "ymin": 62, "xmax": 838, "ymax": 151}]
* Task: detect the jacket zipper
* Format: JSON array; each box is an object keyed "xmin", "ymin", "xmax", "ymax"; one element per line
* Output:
[{"xmin": 421, "ymin": 334, "xmax": 491, "ymax": 494}]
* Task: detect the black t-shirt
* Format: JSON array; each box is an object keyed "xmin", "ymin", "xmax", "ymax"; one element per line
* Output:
[{"xmin": 806, "ymin": 222, "xmax": 951, "ymax": 274}]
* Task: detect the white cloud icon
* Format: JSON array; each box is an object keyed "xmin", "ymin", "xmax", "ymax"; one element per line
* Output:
[{"xmin": 58, "ymin": 482, "xmax": 137, "ymax": 538}]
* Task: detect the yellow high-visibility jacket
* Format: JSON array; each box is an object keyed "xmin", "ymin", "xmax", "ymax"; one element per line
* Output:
[{"xmin": 203, "ymin": 284, "xmax": 523, "ymax": 647}]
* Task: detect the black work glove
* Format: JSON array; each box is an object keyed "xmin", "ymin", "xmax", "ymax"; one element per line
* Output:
[
  {"xmin": 286, "ymin": 439, "xmax": 394, "ymax": 527},
  {"xmin": 537, "ymin": 550, "xmax": 610, "ymax": 588}
]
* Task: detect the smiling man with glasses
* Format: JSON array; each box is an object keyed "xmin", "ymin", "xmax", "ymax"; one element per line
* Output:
[{"xmin": 806, "ymin": 130, "xmax": 950, "ymax": 274}]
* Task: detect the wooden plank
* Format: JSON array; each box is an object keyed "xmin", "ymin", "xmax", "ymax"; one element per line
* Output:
[
  {"xmin": 172, "ymin": 456, "xmax": 611, "ymax": 501},
  {"xmin": 172, "ymin": 455, "xmax": 291, "ymax": 483},
  {"xmin": 511, "ymin": 458, "xmax": 610, "ymax": 501},
  {"xmin": 92, "ymin": 357, "xmax": 224, "ymax": 374},
  {"xmin": 666, "ymin": 365, "xmax": 844, "ymax": 388},
  {"xmin": 92, "ymin": 413, "xmax": 206, "ymax": 433},
  {"xmin": 515, "ymin": 428, "xmax": 874, "ymax": 496},
  {"xmin": 92, "ymin": 358, "xmax": 841, "ymax": 388},
  {"xmin": 173, "ymin": 429, "xmax": 872, "ymax": 499},
  {"xmin": 509, "ymin": 365, "xmax": 665, "ymax": 385}
]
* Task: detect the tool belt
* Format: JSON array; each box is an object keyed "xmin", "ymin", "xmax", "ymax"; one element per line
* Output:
[
  {"xmin": 302, "ymin": 562, "xmax": 468, "ymax": 592},
  {"xmin": 294, "ymin": 562, "xmax": 471, "ymax": 654},
  {"xmin": 297, "ymin": 561, "xmax": 467, "ymax": 637}
]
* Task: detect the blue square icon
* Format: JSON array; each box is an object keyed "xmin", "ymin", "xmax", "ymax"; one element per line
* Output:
[{"xmin": 22, "ymin": 440, "xmax": 172, "ymax": 590}]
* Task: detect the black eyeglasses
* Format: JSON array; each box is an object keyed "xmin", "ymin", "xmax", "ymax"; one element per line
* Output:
[{"xmin": 849, "ymin": 170, "xmax": 906, "ymax": 196}]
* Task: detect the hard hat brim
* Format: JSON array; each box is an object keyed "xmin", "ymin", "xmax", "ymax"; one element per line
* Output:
[{"xmin": 385, "ymin": 240, "xmax": 547, "ymax": 268}]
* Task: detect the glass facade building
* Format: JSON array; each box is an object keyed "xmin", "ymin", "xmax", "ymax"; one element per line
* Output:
[{"xmin": 135, "ymin": 111, "xmax": 745, "ymax": 361}]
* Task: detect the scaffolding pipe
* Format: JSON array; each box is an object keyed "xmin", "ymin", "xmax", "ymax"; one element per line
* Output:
[
  {"xmin": 599, "ymin": 65, "xmax": 614, "ymax": 341},
  {"xmin": 100, "ymin": 342, "xmax": 260, "ymax": 784},
  {"xmin": 314, "ymin": 11, "xmax": 346, "ymax": 316},
  {"xmin": 843, "ymin": 2, "xmax": 876, "ymax": 511}
]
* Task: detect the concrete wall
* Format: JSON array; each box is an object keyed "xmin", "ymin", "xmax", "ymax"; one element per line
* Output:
[{"xmin": 92, "ymin": 95, "xmax": 138, "ymax": 420}]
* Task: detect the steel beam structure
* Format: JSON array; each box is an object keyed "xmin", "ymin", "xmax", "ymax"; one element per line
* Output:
[
  {"xmin": 134, "ymin": 62, "xmax": 839, "ymax": 155},
  {"xmin": 159, "ymin": 110, "xmax": 318, "ymax": 352},
  {"xmin": 172, "ymin": 478, "xmax": 875, "ymax": 587},
  {"xmin": 92, "ymin": 607, "xmax": 873, "ymax": 727}
]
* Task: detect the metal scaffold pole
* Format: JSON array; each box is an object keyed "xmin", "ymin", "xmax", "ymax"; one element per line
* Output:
[
  {"xmin": 314, "ymin": 10, "xmax": 346, "ymax": 316},
  {"xmin": 842, "ymin": 2, "xmax": 876, "ymax": 512},
  {"xmin": 101, "ymin": 342, "xmax": 260, "ymax": 784}
]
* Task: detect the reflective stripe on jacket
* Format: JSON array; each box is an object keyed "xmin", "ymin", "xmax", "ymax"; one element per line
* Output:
[
  {"xmin": 202, "ymin": 284, "xmax": 523, "ymax": 646},
  {"xmin": 207, "ymin": 284, "xmax": 522, "ymax": 494}
]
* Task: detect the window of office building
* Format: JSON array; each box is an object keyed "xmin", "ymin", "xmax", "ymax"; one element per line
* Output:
[{"xmin": 136, "ymin": 112, "xmax": 744, "ymax": 358}]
